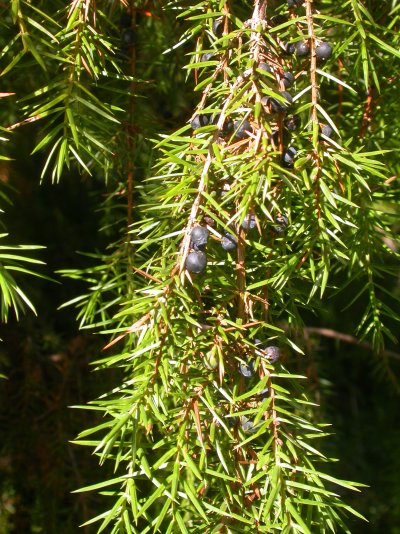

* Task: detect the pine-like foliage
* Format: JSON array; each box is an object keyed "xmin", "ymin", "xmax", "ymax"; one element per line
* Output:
[{"xmin": 1, "ymin": 0, "xmax": 400, "ymax": 532}]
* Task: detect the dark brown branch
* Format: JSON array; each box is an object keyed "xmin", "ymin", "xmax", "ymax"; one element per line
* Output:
[{"xmin": 304, "ymin": 327, "xmax": 400, "ymax": 361}]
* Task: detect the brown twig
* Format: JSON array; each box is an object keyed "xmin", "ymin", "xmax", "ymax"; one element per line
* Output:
[
  {"xmin": 236, "ymin": 226, "xmax": 247, "ymax": 321},
  {"xmin": 336, "ymin": 57, "xmax": 344, "ymax": 121},
  {"xmin": 304, "ymin": 326, "xmax": 400, "ymax": 361},
  {"xmin": 359, "ymin": 85, "xmax": 374, "ymax": 139},
  {"xmin": 232, "ymin": 0, "xmax": 268, "ymax": 323},
  {"xmin": 305, "ymin": 0, "xmax": 323, "ymax": 219},
  {"xmin": 305, "ymin": 0, "xmax": 318, "ymax": 125}
]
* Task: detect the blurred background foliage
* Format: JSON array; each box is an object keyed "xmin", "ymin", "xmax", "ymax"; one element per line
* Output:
[{"xmin": 0, "ymin": 0, "xmax": 399, "ymax": 532}]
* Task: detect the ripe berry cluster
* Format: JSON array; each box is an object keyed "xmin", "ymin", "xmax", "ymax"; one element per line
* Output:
[
  {"xmin": 183, "ymin": 4, "xmax": 333, "ymax": 402},
  {"xmin": 186, "ymin": 4, "xmax": 334, "ymax": 269},
  {"xmin": 185, "ymin": 226, "xmax": 209, "ymax": 274},
  {"xmin": 235, "ymin": 341, "xmax": 281, "ymax": 432}
]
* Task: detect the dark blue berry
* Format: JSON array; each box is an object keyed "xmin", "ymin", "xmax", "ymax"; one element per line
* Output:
[
  {"xmin": 285, "ymin": 115, "xmax": 300, "ymax": 131},
  {"xmin": 256, "ymin": 340, "xmax": 281, "ymax": 363},
  {"xmin": 226, "ymin": 415, "xmax": 239, "ymax": 426},
  {"xmin": 240, "ymin": 416, "xmax": 261, "ymax": 434},
  {"xmin": 275, "ymin": 214, "xmax": 289, "ymax": 227},
  {"xmin": 190, "ymin": 226, "xmax": 209, "ymax": 248},
  {"xmin": 282, "ymin": 146, "xmax": 297, "ymax": 168},
  {"xmin": 212, "ymin": 18, "xmax": 224, "ymax": 37},
  {"xmin": 201, "ymin": 52, "xmax": 217, "ymax": 62},
  {"xmin": 259, "ymin": 62, "xmax": 273, "ymax": 73},
  {"xmin": 272, "ymin": 128, "xmax": 291, "ymax": 147},
  {"xmin": 258, "ymin": 387, "xmax": 270, "ymax": 400},
  {"xmin": 316, "ymin": 42, "xmax": 332, "ymax": 61},
  {"xmin": 272, "ymin": 214, "xmax": 289, "ymax": 234},
  {"xmin": 321, "ymin": 124, "xmax": 334, "ymax": 138},
  {"xmin": 239, "ymin": 360, "xmax": 254, "ymax": 377},
  {"xmin": 191, "ymin": 114, "xmax": 210, "ymax": 130},
  {"xmin": 241, "ymin": 213, "xmax": 256, "ymax": 230},
  {"xmin": 263, "ymin": 346, "xmax": 280, "ymax": 363},
  {"xmin": 271, "ymin": 15, "xmax": 288, "ymax": 26},
  {"xmin": 295, "ymin": 40, "xmax": 310, "ymax": 57},
  {"xmin": 233, "ymin": 120, "xmax": 252, "ymax": 140},
  {"xmin": 283, "ymin": 42, "xmax": 296, "ymax": 55},
  {"xmin": 221, "ymin": 233, "xmax": 237, "ymax": 251},
  {"xmin": 213, "ymin": 114, "xmax": 234, "ymax": 137},
  {"xmin": 288, "ymin": 0, "xmax": 303, "ymax": 7},
  {"xmin": 221, "ymin": 118, "xmax": 234, "ymax": 136},
  {"xmin": 185, "ymin": 251, "xmax": 207, "ymax": 274},
  {"xmin": 282, "ymin": 71, "xmax": 295, "ymax": 88},
  {"xmin": 268, "ymin": 91, "xmax": 293, "ymax": 113}
]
